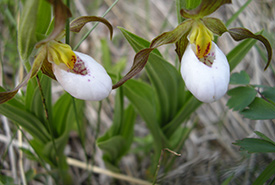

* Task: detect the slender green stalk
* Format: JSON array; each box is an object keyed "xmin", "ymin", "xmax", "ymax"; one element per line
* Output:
[
  {"xmin": 73, "ymin": 0, "xmax": 119, "ymax": 50},
  {"xmin": 95, "ymin": 101, "xmax": 102, "ymax": 140},
  {"xmin": 152, "ymin": 148, "xmax": 181, "ymax": 185},
  {"xmin": 65, "ymin": 0, "xmax": 70, "ymax": 45},
  {"xmin": 36, "ymin": 75, "xmax": 61, "ymax": 183},
  {"xmin": 36, "ymin": 75, "xmax": 57, "ymax": 150},
  {"xmin": 176, "ymin": 0, "xmax": 184, "ymax": 24},
  {"xmin": 86, "ymin": 101, "xmax": 102, "ymax": 183},
  {"xmin": 152, "ymin": 149, "xmax": 164, "ymax": 185},
  {"xmin": 92, "ymin": 101, "xmax": 102, "ymax": 163},
  {"xmin": 71, "ymin": 96, "xmax": 89, "ymax": 161}
]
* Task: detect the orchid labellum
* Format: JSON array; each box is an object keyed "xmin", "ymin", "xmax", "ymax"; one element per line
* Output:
[
  {"xmin": 181, "ymin": 41, "xmax": 230, "ymax": 103},
  {"xmin": 53, "ymin": 51, "xmax": 112, "ymax": 101}
]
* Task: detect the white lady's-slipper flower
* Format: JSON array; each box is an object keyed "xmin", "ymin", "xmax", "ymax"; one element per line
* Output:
[
  {"xmin": 53, "ymin": 51, "xmax": 112, "ymax": 101},
  {"xmin": 180, "ymin": 42, "xmax": 230, "ymax": 103}
]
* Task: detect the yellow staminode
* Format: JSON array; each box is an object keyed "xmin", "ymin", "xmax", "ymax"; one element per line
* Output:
[
  {"xmin": 189, "ymin": 21, "xmax": 213, "ymax": 58},
  {"xmin": 47, "ymin": 40, "xmax": 76, "ymax": 69}
]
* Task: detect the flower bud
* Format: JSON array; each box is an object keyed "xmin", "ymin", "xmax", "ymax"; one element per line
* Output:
[
  {"xmin": 53, "ymin": 51, "xmax": 112, "ymax": 101},
  {"xmin": 180, "ymin": 42, "xmax": 230, "ymax": 103}
]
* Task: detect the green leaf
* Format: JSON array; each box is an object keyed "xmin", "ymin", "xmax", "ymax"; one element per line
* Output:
[
  {"xmin": 43, "ymin": 131, "xmax": 70, "ymax": 167},
  {"xmin": 261, "ymin": 87, "xmax": 275, "ymax": 102},
  {"xmin": 118, "ymin": 27, "xmax": 187, "ymax": 125},
  {"xmin": 252, "ymin": 160, "xmax": 275, "ymax": 185},
  {"xmin": 0, "ymin": 103, "xmax": 50, "ymax": 143},
  {"xmin": 123, "ymin": 79, "xmax": 168, "ymax": 150},
  {"xmin": 254, "ymin": 131, "xmax": 275, "ymax": 145},
  {"xmin": 25, "ymin": 74, "xmax": 52, "ymax": 125},
  {"xmin": 101, "ymin": 38, "xmax": 112, "ymax": 71},
  {"xmin": 234, "ymin": 138, "xmax": 275, "ymax": 153},
  {"xmin": 228, "ymin": 28, "xmax": 272, "ymax": 70},
  {"xmin": 36, "ymin": 0, "xmax": 71, "ymax": 45},
  {"xmin": 18, "ymin": 0, "xmax": 39, "ymax": 60},
  {"xmin": 0, "ymin": 174, "xmax": 16, "ymax": 185},
  {"xmin": 36, "ymin": 0, "xmax": 51, "ymax": 36},
  {"xmin": 225, "ymin": 0, "xmax": 253, "ymax": 27},
  {"xmin": 163, "ymin": 95, "xmax": 201, "ymax": 138},
  {"xmin": 221, "ymin": 174, "xmax": 235, "ymax": 185},
  {"xmin": 241, "ymin": 97, "xmax": 275, "ymax": 120},
  {"xmin": 53, "ymin": 93, "xmax": 84, "ymax": 136},
  {"xmin": 182, "ymin": 0, "xmax": 201, "ymax": 10},
  {"xmin": 19, "ymin": 148, "xmax": 38, "ymax": 161},
  {"xmin": 227, "ymin": 86, "xmax": 257, "ymax": 111},
  {"xmin": 97, "ymin": 88, "xmax": 136, "ymax": 169},
  {"xmin": 227, "ymin": 38, "xmax": 257, "ymax": 70},
  {"xmin": 98, "ymin": 136, "xmax": 126, "ymax": 171},
  {"xmin": 230, "ymin": 71, "xmax": 250, "ymax": 85}
]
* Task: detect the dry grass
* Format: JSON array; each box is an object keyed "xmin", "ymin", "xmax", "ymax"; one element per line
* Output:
[{"xmin": 0, "ymin": 0, "xmax": 275, "ymax": 184}]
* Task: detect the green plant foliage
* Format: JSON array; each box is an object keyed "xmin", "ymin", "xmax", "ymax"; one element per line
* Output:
[
  {"xmin": 261, "ymin": 87, "xmax": 275, "ymax": 102},
  {"xmin": 234, "ymin": 131, "xmax": 275, "ymax": 153},
  {"xmin": 230, "ymin": 70, "xmax": 250, "ymax": 85},
  {"xmin": 17, "ymin": 0, "xmax": 39, "ymax": 61},
  {"xmin": 97, "ymin": 87, "xmax": 136, "ymax": 171},
  {"xmin": 234, "ymin": 132, "xmax": 275, "ymax": 184},
  {"xmin": 0, "ymin": 174, "xmax": 16, "ymax": 185},
  {"xmin": 53, "ymin": 92, "xmax": 84, "ymax": 136},
  {"xmin": 183, "ymin": 0, "xmax": 202, "ymax": 10},
  {"xmin": 252, "ymin": 160, "xmax": 275, "ymax": 185},
  {"xmin": 227, "ymin": 38, "xmax": 258, "ymax": 70},
  {"xmin": 255, "ymin": 131, "xmax": 275, "ymax": 144},
  {"xmin": 0, "ymin": 98, "xmax": 50, "ymax": 143},
  {"xmin": 227, "ymin": 86, "xmax": 257, "ymax": 111},
  {"xmin": 25, "ymin": 74, "xmax": 53, "ymax": 125},
  {"xmin": 221, "ymin": 174, "xmax": 235, "ymax": 185},
  {"xmin": 241, "ymin": 98, "xmax": 275, "ymax": 120},
  {"xmin": 36, "ymin": 0, "xmax": 51, "ymax": 37},
  {"xmin": 234, "ymin": 138, "xmax": 275, "ymax": 153}
]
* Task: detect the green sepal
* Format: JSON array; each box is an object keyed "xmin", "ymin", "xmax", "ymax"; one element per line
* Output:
[
  {"xmin": 150, "ymin": 20, "xmax": 192, "ymax": 48},
  {"xmin": 112, "ymin": 48, "xmax": 154, "ymax": 89},
  {"xmin": 175, "ymin": 32, "xmax": 189, "ymax": 61},
  {"xmin": 41, "ymin": 60, "xmax": 57, "ymax": 81},
  {"xmin": 202, "ymin": 17, "xmax": 228, "ymax": 36},
  {"xmin": 180, "ymin": 0, "xmax": 232, "ymax": 19},
  {"xmin": 228, "ymin": 27, "xmax": 272, "ymax": 70},
  {"xmin": 70, "ymin": 16, "xmax": 113, "ymax": 40}
]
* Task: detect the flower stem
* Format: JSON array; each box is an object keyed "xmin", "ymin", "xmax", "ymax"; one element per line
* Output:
[
  {"xmin": 73, "ymin": 0, "xmax": 119, "ymax": 50},
  {"xmin": 71, "ymin": 97, "xmax": 89, "ymax": 161},
  {"xmin": 91, "ymin": 101, "xmax": 102, "ymax": 165},
  {"xmin": 152, "ymin": 148, "xmax": 181, "ymax": 185},
  {"xmin": 65, "ymin": 0, "xmax": 70, "ymax": 45}
]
